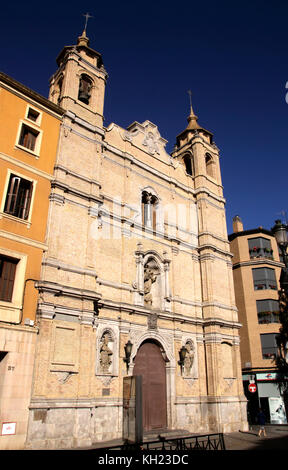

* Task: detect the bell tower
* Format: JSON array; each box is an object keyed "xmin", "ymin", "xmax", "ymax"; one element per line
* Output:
[
  {"xmin": 49, "ymin": 26, "xmax": 107, "ymax": 129},
  {"xmin": 172, "ymin": 96, "xmax": 241, "ymax": 404},
  {"xmin": 171, "ymin": 95, "xmax": 222, "ymax": 192}
]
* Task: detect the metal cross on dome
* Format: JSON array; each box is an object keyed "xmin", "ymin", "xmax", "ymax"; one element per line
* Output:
[
  {"xmin": 83, "ymin": 12, "xmax": 93, "ymax": 33},
  {"xmin": 188, "ymin": 90, "xmax": 193, "ymax": 112}
]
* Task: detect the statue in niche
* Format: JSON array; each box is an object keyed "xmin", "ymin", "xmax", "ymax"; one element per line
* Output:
[
  {"xmin": 184, "ymin": 341, "xmax": 195, "ymax": 376},
  {"xmin": 144, "ymin": 260, "xmax": 159, "ymax": 307},
  {"xmin": 100, "ymin": 333, "xmax": 113, "ymax": 373}
]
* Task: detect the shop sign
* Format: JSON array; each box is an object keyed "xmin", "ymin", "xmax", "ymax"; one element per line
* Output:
[
  {"xmin": 1, "ymin": 422, "xmax": 16, "ymax": 435},
  {"xmin": 256, "ymin": 373, "xmax": 277, "ymax": 381}
]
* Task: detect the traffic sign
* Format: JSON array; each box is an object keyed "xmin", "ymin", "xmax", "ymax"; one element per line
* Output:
[{"xmin": 248, "ymin": 383, "xmax": 257, "ymax": 393}]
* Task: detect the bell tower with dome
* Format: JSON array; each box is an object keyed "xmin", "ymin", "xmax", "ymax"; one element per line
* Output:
[{"xmin": 49, "ymin": 26, "xmax": 107, "ymax": 130}]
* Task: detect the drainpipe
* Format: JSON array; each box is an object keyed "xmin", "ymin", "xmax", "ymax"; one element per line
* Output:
[{"xmin": 18, "ymin": 278, "xmax": 39, "ymax": 325}]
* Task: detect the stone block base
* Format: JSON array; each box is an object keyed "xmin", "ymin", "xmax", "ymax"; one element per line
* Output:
[{"xmin": 25, "ymin": 395, "xmax": 248, "ymax": 449}]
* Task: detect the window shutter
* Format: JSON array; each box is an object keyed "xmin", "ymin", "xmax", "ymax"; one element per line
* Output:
[
  {"xmin": 0, "ymin": 257, "xmax": 18, "ymax": 302},
  {"xmin": 17, "ymin": 182, "xmax": 32, "ymax": 220},
  {"xmin": 4, "ymin": 176, "xmax": 20, "ymax": 214}
]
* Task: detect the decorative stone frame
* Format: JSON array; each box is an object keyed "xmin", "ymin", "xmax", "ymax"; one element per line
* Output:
[
  {"xmin": 133, "ymin": 246, "xmax": 171, "ymax": 311},
  {"xmin": 139, "ymin": 186, "xmax": 163, "ymax": 233},
  {"xmin": 95, "ymin": 324, "xmax": 119, "ymax": 379}
]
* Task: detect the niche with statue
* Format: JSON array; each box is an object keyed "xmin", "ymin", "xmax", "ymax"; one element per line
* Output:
[
  {"xmin": 95, "ymin": 326, "xmax": 119, "ymax": 380},
  {"xmin": 133, "ymin": 247, "xmax": 171, "ymax": 312}
]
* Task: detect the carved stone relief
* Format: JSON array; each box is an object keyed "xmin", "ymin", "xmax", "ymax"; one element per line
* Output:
[
  {"xmin": 129, "ymin": 328, "xmax": 175, "ymax": 371},
  {"xmin": 143, "ymin": 131, "xmax": 160, "ymax": 155},
  {"xmin": 147, "ymin": 312, "xmax": 158, "ymax": 330}
]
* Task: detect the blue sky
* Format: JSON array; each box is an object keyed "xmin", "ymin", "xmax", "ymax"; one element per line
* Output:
[{"xmin": 1, "ymin": 0, "xmax": 287, "ymax": 234}]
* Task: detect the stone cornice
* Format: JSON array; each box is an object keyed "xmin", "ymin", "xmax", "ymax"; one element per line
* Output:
[
  {"xmin": 37, "ymin": 280, "xmax": 102, "ymax": 301},
  {"xmin": 50, "ymin": 179, "xmax": 103, "ymax": 204}
]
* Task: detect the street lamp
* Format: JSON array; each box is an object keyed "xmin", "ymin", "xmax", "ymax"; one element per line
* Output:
[
  {"xmin": 272, "ymin": 220, "xmax": 288, "ymax": 292},
  {"xmin": 272, "ymin": 220, "xmax": 288, "ymax": 266},
  {"xmin": 271, "ymin": 220, "xmax": 288, "ymax": 371},
  {"xmin": 124, "ymin": 340, "xmax": 133, "ymax": 373}
]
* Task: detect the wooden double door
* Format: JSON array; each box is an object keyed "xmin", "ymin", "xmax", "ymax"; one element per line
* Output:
[{"xmin": 133, "ymin": 340, "xmax": 167, "ymax": 431}]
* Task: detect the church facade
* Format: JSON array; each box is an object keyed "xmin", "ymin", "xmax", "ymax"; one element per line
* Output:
[{"xmin": 26, "ymin": 30, "xmax": 248, "ymax": 449}]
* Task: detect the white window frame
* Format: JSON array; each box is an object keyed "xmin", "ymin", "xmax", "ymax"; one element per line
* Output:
[
  {"xmin": 15, "ymin": 118, "xmax": 43, "ymax": 158},
  {"xmin": 0, "ymin": 248, "xmax": 27, "ymax": 324},
  {"xmin": 25, "ymin": 104, "xmax": 42, "ymax": 126},
  {"xmin": 1, "ymin": 169, "xmax": 37, "ymax": 226}
]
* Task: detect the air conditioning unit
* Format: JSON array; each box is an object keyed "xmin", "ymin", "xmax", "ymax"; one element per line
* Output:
[{"xmin": 24, "ymin": 318, "xmax": 34, "ymax": 327}]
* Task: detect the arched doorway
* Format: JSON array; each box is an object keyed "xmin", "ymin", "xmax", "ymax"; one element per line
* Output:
[{"xmin": 133, "ymin": 340, "xmax": 167, "ymax": 431}]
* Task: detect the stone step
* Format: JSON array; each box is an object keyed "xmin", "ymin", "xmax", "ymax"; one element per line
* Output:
[{"xmin": 143, "ymin": 429, "xmax": 191, "ymax": 442}]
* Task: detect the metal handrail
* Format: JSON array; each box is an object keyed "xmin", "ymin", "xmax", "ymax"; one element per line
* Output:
[{"xmin": 92, "ymin": 432, "xmax": 226, "ymax": 451}]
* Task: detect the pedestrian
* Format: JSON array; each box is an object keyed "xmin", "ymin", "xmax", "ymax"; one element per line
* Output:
[{"xmin": 257, "ymin": 408, "xmax": 267, "ymax": 437}]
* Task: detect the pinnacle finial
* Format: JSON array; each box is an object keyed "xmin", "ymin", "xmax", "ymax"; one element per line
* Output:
[
  {"xmin": 187, "ymin": 90, "xmax": 198, "ymax": 119},
  {"xmin": 187, "ymin": 90, "xmax": 194, "ymax": 115}
]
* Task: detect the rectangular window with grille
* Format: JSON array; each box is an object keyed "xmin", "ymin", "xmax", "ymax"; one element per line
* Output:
[
  {"xmin": 0, "ymin": 255, "xmax": 19, "ymax": 302},
  {"xmin": 4, "ymin": 174, "xmax": 33, "ymax": 220}
]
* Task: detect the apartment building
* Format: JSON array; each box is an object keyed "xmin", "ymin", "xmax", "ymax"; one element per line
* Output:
[
  {"xmin": 229, "ymin": 215, "xmax": 287, "ymax": 424},
  {"xmin": 0, "ymin": 72, "xmax": 64, "ymax": 449}
]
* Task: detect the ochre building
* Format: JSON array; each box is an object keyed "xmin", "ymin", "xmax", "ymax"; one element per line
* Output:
[
  {"xmin": 229, "ymin": 216, "xmax": 287, "ymax": 425},
  {"xmin": 25, "ymin": 31, "xmax": 248, "ymax": 449},
  {"xmin": 0, "ymin": 72, "xmax": 63, "ymax": 449}
]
